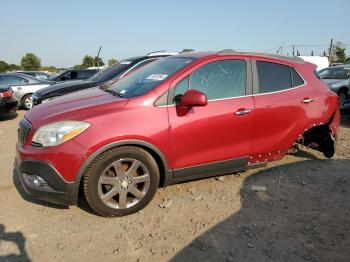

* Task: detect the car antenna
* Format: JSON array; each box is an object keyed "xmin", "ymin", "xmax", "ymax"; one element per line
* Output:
[{"xmin": 96, "ymin": 46, "xmax": 102, "ymax": 80}]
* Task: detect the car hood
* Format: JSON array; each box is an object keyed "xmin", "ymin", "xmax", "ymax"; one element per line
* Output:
[
  {"xmin": 35, "ymin": 80, "xmax": 92, "ymax": 96},
  {"xmin": 26, "ymin": 87, "xmax": 128, "ymax": 129}
]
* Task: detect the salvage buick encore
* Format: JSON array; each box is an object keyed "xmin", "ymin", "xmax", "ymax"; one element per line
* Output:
[{"xmin": 15, "ymin": 50, "xmax": 340, "ymax": 217}]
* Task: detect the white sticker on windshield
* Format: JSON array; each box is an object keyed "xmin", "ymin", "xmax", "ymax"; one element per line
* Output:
[
  {"xmin": 146, "ymin": 74, "xmax": 168, "ymax": 81},
  {"xmin": 120, "ymin": 61, "xmax": 132, "ymax": 65}
]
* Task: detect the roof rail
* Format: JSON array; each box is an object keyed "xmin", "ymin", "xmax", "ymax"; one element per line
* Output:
[
  {"xmin": 147, "ymin": 51, "xmax": 179, "ymax": 57},
  {"xmin": 217, "ymin": 49, "xmax": 305, "ymax": 64}
]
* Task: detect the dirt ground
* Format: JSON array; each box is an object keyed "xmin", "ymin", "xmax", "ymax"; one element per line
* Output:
[{"xmin": 0, "ymin": 110, "xmax": 349, "ymax": 262}]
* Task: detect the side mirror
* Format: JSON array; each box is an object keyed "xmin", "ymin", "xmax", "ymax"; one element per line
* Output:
[
  {"xmin": 176, "ymin": 89, "xmax": 207, "ymax": 116},
  {"xmin": 178, "ymin": 89, "xmax": 207, "ymax": 108}
]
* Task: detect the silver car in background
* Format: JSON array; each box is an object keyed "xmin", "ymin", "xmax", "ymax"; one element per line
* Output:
[
  {"xmin": 0, "ymin": 73, "xmax": 54, "ymax": 110},
  {"xmin": 318, "ymin": 65, "xmax": 350, "ymax": 104}
]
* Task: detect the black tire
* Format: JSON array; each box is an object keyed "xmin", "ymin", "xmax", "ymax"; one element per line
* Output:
[
  {"xmin": 338, "ymin": 89, "xmax": 348, "ymax": 105},
  {"xmin": 21, "ymin": 94, "xmax": 33, "ymax": 110},
  {"xmin": 83, "ymin": 146, "xmax": 160, "ymax": 217}
]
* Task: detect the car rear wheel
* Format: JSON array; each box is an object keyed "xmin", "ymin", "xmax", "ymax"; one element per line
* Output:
[
  {"xmin": 21, "ymin": 94, "xmax": 33, "ymax": 110},
  {"xmin": 83, "ymin": 146, "xmax": 160, "ymax": 217}
]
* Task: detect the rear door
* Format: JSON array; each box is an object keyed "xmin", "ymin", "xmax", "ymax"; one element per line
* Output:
[
  {"xmin": 168, "ymin": 58, "xmax": 255, "ymax": 178},
  {"xmin": 251, "ymin": 59, "xmax": 317, "ymax": 157}
]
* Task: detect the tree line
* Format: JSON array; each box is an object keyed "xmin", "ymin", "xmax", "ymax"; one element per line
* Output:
[
  {"xmin": 0, "ymin": 49, "xmax": 199, "ymax": 73},
  {"xmin": 330, "ymin": 41, "xmax": 350, "ymax": 64},
  {"xmin": 0, "ymin": 53, "xmax": 119, "ymax": 73}
]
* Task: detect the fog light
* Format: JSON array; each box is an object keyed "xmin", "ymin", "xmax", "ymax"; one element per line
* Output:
[
  {"xmin": 33, "ymin": 176, "xmax": 46, "ymax": 187},
  {"xmin": 23, "ymin": 173, "xmax": 48, "ymax": 188}
]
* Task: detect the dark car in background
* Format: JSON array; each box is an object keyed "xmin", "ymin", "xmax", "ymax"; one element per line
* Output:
[
  {"xmin": 32, "ymin": 51, "xmax": 178, "ymax": 105},
  {"xmin": 0, "ymin": 87, "xmax": 18, "ymax": 115},
  {"xmin": 48, "ymin": 69, "xmax": 98, "ymax": 82},
  {"xmin": 318, "ymin": 65, "xmax": 350, "ymax": 104},
  {"xmin": 17, "ymin": 71, "xmax": 51, "ymax": 80}
]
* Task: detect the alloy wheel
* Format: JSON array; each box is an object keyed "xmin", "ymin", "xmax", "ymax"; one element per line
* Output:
[
  {"xmin": 24, "ymin": 96, "xmax": 33, "ymax": 109},
  {"xmin": 97, "ymin": 158, "xmax": 151, "ymax": 209}
]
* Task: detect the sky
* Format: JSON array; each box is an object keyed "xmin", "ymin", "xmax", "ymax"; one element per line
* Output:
[{"xmin": 0, "ymin": 0, "xmax": 349, "ymax": 68}]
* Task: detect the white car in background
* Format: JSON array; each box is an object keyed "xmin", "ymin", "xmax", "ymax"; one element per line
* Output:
[{"xmin": 0, "ymin": 73, "xmax": 54, "ymax": 110}]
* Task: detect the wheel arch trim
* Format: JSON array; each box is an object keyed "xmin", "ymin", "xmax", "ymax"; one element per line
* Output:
[{"xmin": 70, "ymin": 139, "xmax": 171, "ymax": 204}]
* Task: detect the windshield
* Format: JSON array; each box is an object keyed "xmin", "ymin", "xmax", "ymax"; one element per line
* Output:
[
  {"xmin": 105, "ymin": 57, "xmax": 196, "ymax": 98},
  {"xmin": 88, "ymin": 61, "xmax": 134, "ymax": 82},
  {"xmin": 319, "ymin": 67, "xmax": 350, "ymax": 80}
]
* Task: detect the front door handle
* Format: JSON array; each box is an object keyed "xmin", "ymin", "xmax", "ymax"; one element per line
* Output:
[
  {"xmin": 301, "ymin": 98, "xmax": 315, "ymax": 104},
  {"xmin": 234, "ymin": 109, "xmax": 252, "ymax": 116}
]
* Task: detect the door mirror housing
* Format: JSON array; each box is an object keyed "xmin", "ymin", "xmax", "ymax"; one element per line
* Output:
[
  {"xmin": 176, "ymin": 89, "xmax": 207, "ymax": 116},
  {"xmin": 178, "ymin": 89, "xmax": 207, "ymax": 108}
]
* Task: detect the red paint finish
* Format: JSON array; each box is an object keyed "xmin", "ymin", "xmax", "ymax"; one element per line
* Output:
[
  {"xmin": 251, "ymin": 60, "xmax": 318, "ymax": 156},
  {"xmin": 168, "ymin": 96, "xmax": 254, "ymax": 169},
  {"xmin": 16, "ymin": 52, "xmax": 340, "ymax": 184}
]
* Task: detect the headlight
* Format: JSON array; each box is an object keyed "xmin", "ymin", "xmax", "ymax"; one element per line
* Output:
[
  {"xmin": 32, "ymin": 121, "xmax": 90, "ymax": 147},
  {"xmin": 41, "ymin": 97, "xmax": 57, "ymax": 103}
]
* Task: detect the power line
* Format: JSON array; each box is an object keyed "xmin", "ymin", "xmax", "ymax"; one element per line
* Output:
[{"xmin": 264, "ymin": 43, "xmax": 350, "ymax": 52}]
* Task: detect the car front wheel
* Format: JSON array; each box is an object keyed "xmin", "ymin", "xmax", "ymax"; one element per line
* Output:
[{"xmin": 83, "ymin": 146, "xmax": 160, "ymax": 217}]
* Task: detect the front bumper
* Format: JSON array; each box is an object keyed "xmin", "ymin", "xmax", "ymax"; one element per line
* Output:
[
  {"xmin": 32, "ymin": 94, "xmax": 41, "ymax": 106},
  {"xmin": 14, "ymin": 160, "xmax": 78, "ymax": 205}
]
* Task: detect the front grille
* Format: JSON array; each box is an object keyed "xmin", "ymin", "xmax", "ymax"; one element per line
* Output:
[{"xmin": 18, "ymin": 119, "xmax": 32, "ymax": 145}]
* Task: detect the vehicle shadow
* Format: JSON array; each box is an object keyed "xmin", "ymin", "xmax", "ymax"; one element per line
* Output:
[
  {"xmin": 341, "ymin": 115, "xmax": 350, "ymax": 128},
  {"xmin": 171, "ymin": 159, "xmax": 350, "ymax": 262},
  {"xmin": 0, "ymin": 224, "xmax": 31, "ymax": 262},
  {"xmin": 0, "ymin": 113, "xmax": 18, "ymax": 121},
  {"xmin": 12, "ymin": 169, "xmax": 68, "ymax": 210},
  {"xmin": 289, "ymin": 149, "xmax": 321, "ymax": 160}
]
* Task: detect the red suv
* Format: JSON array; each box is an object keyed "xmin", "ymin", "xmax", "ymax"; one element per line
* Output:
[{"xmin": 15, "ymin": 50, "xmax": 340, "ymax": 216}]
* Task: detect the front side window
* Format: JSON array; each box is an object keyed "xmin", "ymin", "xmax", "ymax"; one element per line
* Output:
[
  {"xmin": 173, "ymin": 60, "xmax": 246, "ymax": 102},
  {"xmin": 256, "ymin": 61, "xmax": 304, "ymax": 93},
  {"xmin": 60, "ymin": 71, "xmax": 72, "ymax": 80},
  {"xmin": 106, "ymin": 57, "xmax": 195, "ymax": 98}
]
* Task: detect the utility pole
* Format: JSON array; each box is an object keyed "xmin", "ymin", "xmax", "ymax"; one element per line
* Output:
[{"xmin": 328, "ymin": 39, "xmax": 333, "ymax": 63}]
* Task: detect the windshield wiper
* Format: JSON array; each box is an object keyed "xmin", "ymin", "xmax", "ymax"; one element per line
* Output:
[{"xmin": 105, "ymin": 89, "xmax": 124, "ymax": 97}]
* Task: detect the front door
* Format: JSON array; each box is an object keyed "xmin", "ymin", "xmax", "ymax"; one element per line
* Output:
[{"xmin": 167, "ymin": 59, "xmax": 255, "ymax": 178}]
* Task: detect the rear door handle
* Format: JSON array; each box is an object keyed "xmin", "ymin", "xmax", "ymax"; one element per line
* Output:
[
  {"xmin": 301, "ymin": 98, "xmax": 315, "ymax": 104},
  {"xmin": 234, "ymin": 109, "xmax": 252, "ymax": 116}
]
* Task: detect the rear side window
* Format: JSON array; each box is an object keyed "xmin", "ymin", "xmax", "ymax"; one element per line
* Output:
[
  {"xmin": 173, "ymin": 60, "xmax": 246, "ymax": 102},
  {"xmin": 256, "ymin": 61, "xmax": 304, "ymax": 93},
  {"xmin": 257, "ymin": 61, "xmax": 291, "ymax": 93},
  {"xmin": 291, "ymin": 68, "xmax": 304, "ymax": 87}
]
